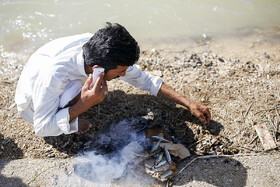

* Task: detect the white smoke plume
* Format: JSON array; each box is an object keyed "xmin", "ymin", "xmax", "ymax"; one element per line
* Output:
[{"xmin": 61, "ymin": 117, "xmax": 158, "ymax": 186}]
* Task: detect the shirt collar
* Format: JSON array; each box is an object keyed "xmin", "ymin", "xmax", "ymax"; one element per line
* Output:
[{"xmin": 76, "ymin": 50, "xmax": 87, "ymax": 78}]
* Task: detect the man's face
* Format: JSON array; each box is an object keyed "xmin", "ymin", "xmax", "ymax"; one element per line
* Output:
[{"xmin": 104, "ymin": 65, "xmax": 129, "ymax": 81}]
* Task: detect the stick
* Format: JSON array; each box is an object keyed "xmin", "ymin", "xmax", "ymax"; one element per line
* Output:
[
  {"xmin": 239, "ymin": 146, "xmax": 258, "ymax": 152},
  {"xmin": 267, "ymin": 115, "xmax": 278, "ymax": 143},
  {"xmin": 168, "ymin": 152, "xmax": 263, "ymax": 182},
  {"xmin": 268, "ymin": 115, "xmax": 276, "ymax": 130},
  {"xmin": 187, "ymin": 140, "xmax": 200, "ymax": 149},
  {"xmin": 176, "ymin": 157, "xmax": 198, "ymax": 175},
  {"xmin": 275, "ymin": 107, "xmax": 280, "ymax": 132},
  {"xmin": 254, "ymin": 107, "xmax": 280, "ymax": 115},
  {"xmin": 27, "ymin": 165, "xmax": 56, "ymax": 185},
  {"xmin": 152, "ymin": 118, "xmax": 160, "ymax": 126},
  {"xmin": 8, "ymin": 102, "xmax": 16, "ymax": 110},
  {"xmin": 276, "ymin": 107, "xmax": 280, "ymax": 121},
  {"xmin": 244, "ymin": 102, "xmax": 254, "ymax": 120},
  {"xmin": 176, "ymin": 109, "xmax": 184, "ymax": 118},
  {"xmin": 249, "ymin": 135, "xmax": 258, "ymax": 144}
]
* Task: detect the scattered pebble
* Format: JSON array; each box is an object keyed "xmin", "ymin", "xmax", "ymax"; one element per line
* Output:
[{"xmin": 218, "ymin": 57, "xmax": 224, "ymax": 62}]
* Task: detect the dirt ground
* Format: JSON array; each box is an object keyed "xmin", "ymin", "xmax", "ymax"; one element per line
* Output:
[
  {"xmin": 1, "ymin": 154, "xmax": 280, "ymax": 186},
  {"xmin": 0, "ymin": 26, "xmax": 280, "ymax": 186}
]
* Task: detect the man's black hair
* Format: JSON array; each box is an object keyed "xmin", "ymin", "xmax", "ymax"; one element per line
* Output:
[{"xmin": 82, "ymin": 22, "xmax": 140, "ymax": 71}]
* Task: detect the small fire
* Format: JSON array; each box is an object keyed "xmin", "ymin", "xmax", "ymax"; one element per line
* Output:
[{"xmin": 71, "ymin": 115, "xmax": 190, "ymax": 185}]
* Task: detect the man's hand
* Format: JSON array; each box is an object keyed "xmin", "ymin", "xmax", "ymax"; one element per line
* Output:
[
  {"xmin": 189, "ymin": 101, "xmax": 211, "ymax": 124},
  {"xmin": 80, "ymin": 73, "xmax": 108, "ymax": 108},
  {"xmin": 75, "ymin": 118, "xmax": 93, "ymax": 134},
  {"xmin": 69, "ymin": 73, "xmax": 108, "ymax": 121},
  {"xmin": 157, "ymin": 83, "xmax": 211, "ymax": 124}
]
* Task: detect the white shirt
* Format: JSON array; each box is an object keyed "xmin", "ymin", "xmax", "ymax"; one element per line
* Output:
[{"xmin": 15, "ymin": 33, "xmax": 163, "ymax": 137}]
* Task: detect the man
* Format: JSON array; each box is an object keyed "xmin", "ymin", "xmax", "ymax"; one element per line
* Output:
[{"xmin": 15, "ymin": 23, "xmax": 211, "ymax": 137}]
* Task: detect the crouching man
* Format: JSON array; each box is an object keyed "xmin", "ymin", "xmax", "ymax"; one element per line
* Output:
[{"xmin": 15, "ymin": 22, "xmax": 211, "ymax": 137}]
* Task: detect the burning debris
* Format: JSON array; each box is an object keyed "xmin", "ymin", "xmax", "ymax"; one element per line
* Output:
[
  {"xmin": 74, "ymin": 116, "xmax": 191, "ymax": 184},
  {"xmin": 140, "ymin": 132, "xmax": 190, "ymax": 181},
  {"xmin": 75, "ymin": 114, "xmax": 240, "ymax": 184},
  {"xmin": 117, "ymin": 130, "xmax": 191, "ymax": 182}
]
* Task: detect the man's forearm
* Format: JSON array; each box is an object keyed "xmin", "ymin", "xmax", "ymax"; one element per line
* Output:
[
  {"xmin": 68, "ymin": 101, "xmax": 88, "ymax": 121},
  {"xmin": 157, "ymin": 83, "xmax": 193, "ymax": 109},
  {"xmin": 64, "ymin": 92, "xmax": 85, "ymax": 121},
  {"xmin": 157, "ymin": 82, "xmax": 211, "ymax": 124},
  {"xmin": 68, "ymin": 73, "xmax": 108, "ymax": 122}
]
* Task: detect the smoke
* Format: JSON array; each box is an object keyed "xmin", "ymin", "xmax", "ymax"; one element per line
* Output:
[
  {"xmin": 73, "ymin": 151, "xmax": 127, "ymax": 184},
  {"xmin": 63, "ymin": 117, "xmax": 158, "ymax": 186}
]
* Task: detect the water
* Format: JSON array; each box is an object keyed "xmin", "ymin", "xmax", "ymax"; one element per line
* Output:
[{"xmin": 0, "ymin": 0, "xmax": 280, "ymax": 73}]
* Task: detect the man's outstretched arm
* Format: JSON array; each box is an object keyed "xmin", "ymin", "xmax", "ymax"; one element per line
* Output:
[{"xmin": 157, "ymin": 83, "xmax": 211, "ymax": 124}]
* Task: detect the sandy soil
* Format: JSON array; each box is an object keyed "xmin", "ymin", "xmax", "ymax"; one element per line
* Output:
[
  {"xmin": 0, "ymin": 26, "xmax": 280, "ymax": 186},
  {"xmin": 1, "ymin": 153, "xmax": 279, "ymax": 186}
]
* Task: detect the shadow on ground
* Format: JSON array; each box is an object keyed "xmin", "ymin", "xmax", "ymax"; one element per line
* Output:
[
  {"xmin": 172, "ymin": 157, "xmax": 247, "ymax": 187},
  {"xmin": 41, "ymin": 90, "xmax": 246, "ymax": 186},
  {"xmin": 44, "ymin": 90, "xmax": 223, "ymax": 157},
  {"xmin": 0, "ymin": 134, "xmax": 27, "ymax": 186}
]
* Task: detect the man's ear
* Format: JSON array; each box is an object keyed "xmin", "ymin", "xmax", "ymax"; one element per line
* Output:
[{"xmin": 92, "ymin": 65, "xmax": 100, "ymax": 70}]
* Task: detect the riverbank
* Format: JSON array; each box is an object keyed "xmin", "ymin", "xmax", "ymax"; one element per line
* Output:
[{"xmin": 0, "ymin": 28, "xmax": 279, "ymax": 185}]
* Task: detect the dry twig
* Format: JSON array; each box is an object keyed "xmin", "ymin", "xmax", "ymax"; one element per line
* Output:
[
  {"xmin": 167, "ymin": 152, "xmax": 266, "ymax": 185},
  {"xmin": 27, "ymin": 165, "xmax": 56, "ymax": 185},
  {"xmin": 249, "ymin": 135, "xmax": 258, "ymax": 144},
  {"xmin": 275, "ymin": 107, "xmax": 280, "ymax": 132},
  {"xmin": 244, "ymin": 102, "xmax": 254, "ymax": 120}
]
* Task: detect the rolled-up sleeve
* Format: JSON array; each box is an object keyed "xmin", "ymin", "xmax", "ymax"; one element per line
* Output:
[
  {"xmin": 56, "ymin": 107, "xmax": 78, "ymax": 134},
  {"xmin": 120, "ymin": 65, "xmax": 163, "ymax": 96}
]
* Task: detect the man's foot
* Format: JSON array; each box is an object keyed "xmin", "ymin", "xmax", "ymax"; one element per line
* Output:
[{"xmin": 75, "ymin": 118, "xmax": 92, "ymax": 134}]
